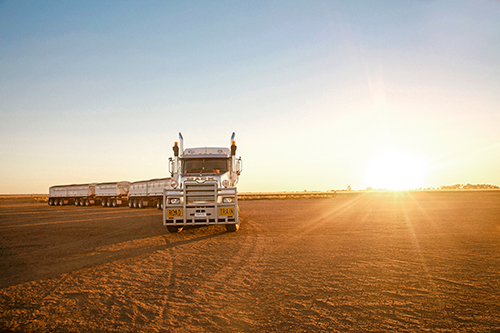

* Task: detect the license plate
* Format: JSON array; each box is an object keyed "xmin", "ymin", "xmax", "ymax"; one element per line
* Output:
[
  {"xmin": 219, "ymin": 207, "xmax": 234, "ymax": 216},
  {"xmin": 195, "ymin": 212, "xmax": 207, "ymax": 217},
  {"xmin": 167, "ymin": 209, "xmax": 183, "ymax": 217}
]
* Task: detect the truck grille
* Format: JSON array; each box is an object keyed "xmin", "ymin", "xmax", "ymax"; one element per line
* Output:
[{"xmin": 185, "ymin": 183, "xmax": 217, "ymax": 204}]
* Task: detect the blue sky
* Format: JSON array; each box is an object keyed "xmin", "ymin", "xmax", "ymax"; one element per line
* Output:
[{"xmin": 1, "ymin": 0, "xmax": 499, "ymax": 193}]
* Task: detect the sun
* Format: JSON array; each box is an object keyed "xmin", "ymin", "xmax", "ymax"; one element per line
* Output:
[{"xmin": 366, "ymin": 151, "xmax": 424, "ymax": 190}]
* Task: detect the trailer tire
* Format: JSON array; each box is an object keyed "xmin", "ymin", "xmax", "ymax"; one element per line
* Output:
[
  {"xmin": 80, "ymin": 199, "xmax": 85, "ymax": 206},
  {"xmin": 59, "ymin": 199, "xmax": 64, "ymax": 206},
  {"xmin": 132, "ymin": 200, "xmax": 137, "ymax": 208},
  {"xmin": 112, "ymin": 199, "xmax": 117, "ymax": 207},
  {"xmin": 156, "ymin": 200, "xmax": 162, "ymax": 210},
  {"xmin": 225, "ymin": 223, "xmax": 239, "ymax": 232},
  {"xmin": 48, "ymin": 199, "xmax": 53, "ymax": 206},
  {"xmin": 128, "ymin": 200, "xmax": 133, "ymax": 208},
  {"xmin": 102, "ymin": 199, "xmax": 107, "ymax": 207},
  {"xmin": 74, "ymin": 199, "xmax": 79, "ymax": 206},
  {"xmin": 85, "ymin": 199, "xmax": 90, "ymax": 206},
  {"xmin": 167, "ymin": 226, "xmax": 183, "ymax": 233},
  {"xmin": 107, "ymin": 200, "xmax": 112, "ymax": 207},
  {"xmin": 138, "ymin": 200, "xmax": 143, "ymax": 209}
]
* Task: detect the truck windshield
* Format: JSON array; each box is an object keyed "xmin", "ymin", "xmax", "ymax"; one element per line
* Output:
[{"xmin": 182, "ymin": 158, "xmax": 229, "ymax": 175}]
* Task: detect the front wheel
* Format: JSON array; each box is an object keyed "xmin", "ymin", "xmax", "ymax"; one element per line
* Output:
[
  {"xmin": 167, "ymin": 225, "xmax": 183, "ymax": 233},
  {"xmin": 225, "ymin": 223, "xmax": 240, "ymax": 232}
]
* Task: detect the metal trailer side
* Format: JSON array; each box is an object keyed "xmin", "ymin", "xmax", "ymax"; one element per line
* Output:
[
  {"xmin": 95, "ymin": 181, "xmax": 130, "ymax": 207},
  {"xmin": 67, "ymin": 183, "xmax": 97, "ymax": 206},
  {"xmin": 148, "ymin": 178, "xmax": 171, "ymax": 209},
  {"xmin": 48, "ymin": 185, "xmax": 69, "ymax": 206},
  {"xmin": 129, "ymin": 178, "xmax": 170, "ymax": 209},
  {"xmin": 128, "ymin": 180, "xmax": 149, "ymax": 208}
]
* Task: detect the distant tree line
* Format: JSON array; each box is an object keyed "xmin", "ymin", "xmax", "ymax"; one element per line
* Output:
[{"xmin": 439, "ymin": 183, "xmax": 500, "ymax": 190}]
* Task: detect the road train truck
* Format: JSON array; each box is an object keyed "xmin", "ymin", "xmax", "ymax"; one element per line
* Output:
[{"xmin": 163, "ymin": 132, "xmax": 242, "ymax": 233}]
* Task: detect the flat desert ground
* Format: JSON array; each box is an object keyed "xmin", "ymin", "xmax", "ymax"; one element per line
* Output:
[{"xmin": 1, "ymin": 191, "xmax": 499, "ymax": 332}]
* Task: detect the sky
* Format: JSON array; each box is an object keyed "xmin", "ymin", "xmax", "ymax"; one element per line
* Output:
[{"xmin": 1, "ymin": 0, "xmax": 499, "ymax": 194}]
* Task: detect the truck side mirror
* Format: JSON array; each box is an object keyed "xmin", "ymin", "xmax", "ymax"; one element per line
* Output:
[
  {"xmin": 236, "ymin": 157, "xmax": 242, "ymax": 175},
  {"xmin": 168, "ymin": 157, "xmax": 173, "ymax": 176}
]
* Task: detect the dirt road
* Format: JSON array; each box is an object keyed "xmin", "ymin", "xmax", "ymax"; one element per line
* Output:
[{"xmin": 1, "ymin": 192, "xmax": 500, "ymax": 332}]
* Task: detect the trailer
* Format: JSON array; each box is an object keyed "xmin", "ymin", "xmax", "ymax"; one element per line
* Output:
[
  {"xmin": 95, "ymin": 181, "xmax": 130, "ymax": 207},
  {"xmin": 129, "ymin": 178, "xmax": 171, "ymax": 209},
  {"xmin": 48, "ymin": 183, "xmax": 96, "ymax": 206}
]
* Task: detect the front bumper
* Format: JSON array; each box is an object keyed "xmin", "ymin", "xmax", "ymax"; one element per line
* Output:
[{"xmin": 163, "ymin": 183, "xmax": 239, "ymax": 226}]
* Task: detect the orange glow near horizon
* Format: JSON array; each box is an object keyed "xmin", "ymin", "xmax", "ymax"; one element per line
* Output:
[{"xmin": 366, "ymin": 151, "xmax": 425, "ymax": 190}]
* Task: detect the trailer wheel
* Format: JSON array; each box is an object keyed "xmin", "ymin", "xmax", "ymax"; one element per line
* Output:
[
  {"xmin": 138, "ymin": 200, "xmax": 143, "ymax": 209},
  {"xmin": 85, "ymin": 199, "xmax": 90, "ymax": 206},
  {"xmin": 156, "ymin": 200, "xmax": 162, "ymax": 210},
  {"xmin": 80, "ymin": 199, "xmax": 85, "ymax": 206},
  {"xmin": 74, "ymin": 199, "xmax": 79, "ymax": 206},
  {"xmin": 112, "ymin": 199, "xmax": 117, "ymax": 207},
  {"xmin": 59, "ymin": 199, "xmax": 65, "ymax": 206},
  {"xmin": 107, "ymin": 200, "xmax": 112, "ymax": 207},
  {"xmin": 132, "ymin": 200, "xmax": 137, "ymax": 208},
  {"xmin": 48, "ymin": 199, "xmax": 53, "ymax": 206},
  {"xmin": 102, "ymin": 199, "xmax": 107, "ymax": 207},
  {"xmin": 167, "ymin": 226, "xmax": 183, "ymax": 233},
  {"xmin": 225, "ymin": 223, "xmax": 239, "ymax": 232},
  {"xmin": 128, "ymin": 200, "xmax": 133, "ymax": 208}
]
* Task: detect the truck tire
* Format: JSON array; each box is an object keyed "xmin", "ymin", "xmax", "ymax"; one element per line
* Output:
[
  {"xmin": 85, "ymin": 199, "xmax": 90, "ymax": 206},
  {"xmin": 225, "ymin": 223, "xmax": 239, "ymax": 232},
  {"xmin": 80, "ymin": 199, "xmax": 85, "ymax": 206},
  {"xmin": 133, "ymin": 200, "xmax": 138, "ymax": 208},
  {"xmin": 138, "ymin": 200, "xmax": 143, "ymax": 208},
  {"xmin": 128, "ymin": 200, "xmax": 133, "ymax": 208},
  {"xmin": 74, "ymin": 199, "xmax": 79, "ymax": 206},
  {"xmin": 102, "ymin": 199, "xmax": 107, "ymax": 207},
  {"xmin": 112, "ymin": 199, "xmax": 117, "ymax": 207},
  {"xmin": 107, "ymin": 200, "xmax": 112, "ymax": 207},
  {"xmin": 156, "ymin": 200, "xmax": 161, "ymax": 209},
  {"xmin": 59, "ymin": 199, "xmax": 64, "ymax": 206},
  {"xmin": 167, "ymin": 226, "xmax": 183, "ymax": 233}
]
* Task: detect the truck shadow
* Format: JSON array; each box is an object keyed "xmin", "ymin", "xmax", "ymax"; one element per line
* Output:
[{"xmin": 162, "ymin": 227, "xmax": 228, "ymax": 249}]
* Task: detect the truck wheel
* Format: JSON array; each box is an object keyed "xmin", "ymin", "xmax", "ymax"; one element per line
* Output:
[
  {"xmin": 85, "ymin": 199, "xmax": 90, "ymax": 206},
  {"xmin": 133, "ymin": 200, "xmax": 138, "ymax": 208},
  {"xmin": 107, "ymin": 200, "xmax": 112, "ymax": 207},
  {"xmin": 156, "ymin": 200, "xmax": 161, "ymax": 209},
  {"xmin": 112, "ymin": 199, "xmax": 117, "ymax": 207},
  {"xmin": 74, "ymin": 199, "xmax": 79, "ymax": 206},
  {"xmin": 59, "ymin": 199, "xmax": 64, "ymax": 206},
  {"xmin": 102, "ymin": 199, "xmax": 107, "ymax": 207},
  {"xmin": 80, "ymin": 199, "xmax": 85, "ymax": 206},
  {"xmin": 128, "ymin": 200, "xmax": 133, "ymax": 208},
  {"xmin": 138, "ymin": 200, "xmax": 143, "ymax": 208},
  {"xmin": 167, "ymin": 226, "xmax": 183, "ymax": 233},
  {"xmin": 225, "ymin": 223, "xmax": 239, "ymax": 232}
]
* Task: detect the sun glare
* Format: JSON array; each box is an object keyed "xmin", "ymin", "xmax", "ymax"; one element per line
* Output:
[{"xmin": 367, "ymin": 151, "xmax": 424, "ymax": 190}]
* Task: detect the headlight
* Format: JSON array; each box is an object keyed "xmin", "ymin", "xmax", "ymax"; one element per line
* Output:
[
  {"xmin": 222, "ymin": 179, "xmax": 230, "ymax": 188},
  {"xmin": 168, "ymin": 198, "xmax": 180, "ymax": 204},
  {"xmin": 223, "ymin": 197, "xmax": 234, "ymax": 203},
  {"xmin": 170, "ymin": 180, "xmax": 178, "ymax": 188}
]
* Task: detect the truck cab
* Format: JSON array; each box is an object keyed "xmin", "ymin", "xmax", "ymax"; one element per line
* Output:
[{"xmin": 163, "ymin": 133, "xmax": 242, "ymax": 233}]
